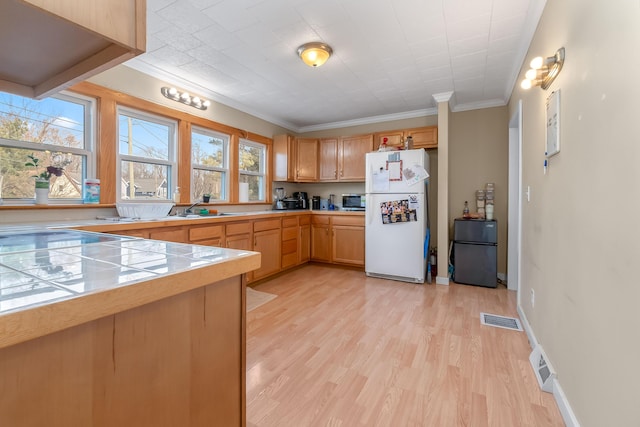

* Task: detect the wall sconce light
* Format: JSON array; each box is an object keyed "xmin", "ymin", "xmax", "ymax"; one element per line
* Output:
[
  {"xmin": 161, "ymin": 86, "xmax": 211, "ymax": 110},
  {"xmin": 520, "ymin": 47, "xmax": 565, "ymax": 90},
  {"xmin": 297, "ymin": 42, "xmax": 333, "ymax": 67}
]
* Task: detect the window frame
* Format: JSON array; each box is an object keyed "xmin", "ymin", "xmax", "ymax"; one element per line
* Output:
[
  {"xmin": 116, "ymin": 106, "xmax": 178, "ymax": 202},
  {"xmin": 0, "ymin": 90, "xmax": 96, "ymax": 205},
  {"xmin": 238, "ymin": 138, "xmax": 266, "ymax": 203},
  {"xmin": 190, "ymin": 126, "xmax": 230, "ymax": 203}
]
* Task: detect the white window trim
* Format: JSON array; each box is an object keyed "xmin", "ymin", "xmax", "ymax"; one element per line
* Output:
[
  {"xmin": 0, "ymin": 90, "xmax": 95, "ymax": 205},
  {"xmin": 238, "ymin": 138, "xmax": 266, "ymax": 202},
  {"xmin": 116, "ymin": 106, "xmax": 177, "ymax": 202},
  {"xmin": 191, "ymin": 126, "xmax": 230, "ymax": 203}
]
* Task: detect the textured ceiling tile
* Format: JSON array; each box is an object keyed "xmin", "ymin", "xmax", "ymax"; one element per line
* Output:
[{"xmin": 129, "ymin": 0, "xmax": 545, "ymax": 130}]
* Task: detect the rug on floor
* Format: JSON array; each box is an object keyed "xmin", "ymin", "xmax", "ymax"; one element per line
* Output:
[{"xmin": 246, "ymin": 287, "xmax": 277, "ymax": 312}]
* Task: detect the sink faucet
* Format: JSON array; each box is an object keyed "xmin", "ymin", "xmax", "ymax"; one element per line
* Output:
[{"xmin": 185, "ymin": 201, "xmax": 201, "ymax": 214}]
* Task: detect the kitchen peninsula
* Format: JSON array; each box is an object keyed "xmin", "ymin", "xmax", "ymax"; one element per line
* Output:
[{"xmin": 0, "ymin": 228, "xmax": 260, "ymax": 426}]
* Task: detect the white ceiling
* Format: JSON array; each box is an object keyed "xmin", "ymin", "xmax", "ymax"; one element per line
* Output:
[{"xmin": 126, "ymin": 0, "xmax": 546, "ymax": 132}]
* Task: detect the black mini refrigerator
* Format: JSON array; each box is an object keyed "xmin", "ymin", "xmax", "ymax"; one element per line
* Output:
[{"xmin": 453, "ymin": 219, "xmax": 497, "ymax": 287}]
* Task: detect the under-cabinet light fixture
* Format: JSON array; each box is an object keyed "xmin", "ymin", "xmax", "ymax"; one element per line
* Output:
[
  {"xmin": 520, "ymin": 47, "xmax": 565, "ymax": 90},
  {"xmin": 161, "ymin": 86, "xmax": 211, "ymax": 110},
  {"xmin": 297, "ymin": 42, "xmax": 333, "ymax": 67}
]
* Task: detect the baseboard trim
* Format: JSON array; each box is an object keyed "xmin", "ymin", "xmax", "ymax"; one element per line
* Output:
[
  {"xmin": 553, "ymin": 379, "xmax": 581, "ymax": 427},
  {"xmin": 517, "ymin": 304, "xmax": 580, "ymax": 427},
  {"xmin": 435, "ymin": 276, "xmax": 449, "ymax": 285}
]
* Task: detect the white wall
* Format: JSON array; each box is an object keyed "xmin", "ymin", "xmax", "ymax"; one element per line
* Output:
[{"xmin": 509, "ymin": 1, "xmax": 640, "ymax": 425}]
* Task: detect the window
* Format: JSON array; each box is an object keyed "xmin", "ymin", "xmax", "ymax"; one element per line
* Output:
[
  {"xmin": 238, "ymin": 139, "xmax": 266, "ymax": 202},
  {"xmin": 0, "ymin": 91, "xmax": 95, "ymax": 203},
  {"xmin": 191, "ymin": 127, "xmax": 229, "ymax": 202},
  {"xmin": 117, "ymin": 107, "xmax": 176, "ymax": 201}
]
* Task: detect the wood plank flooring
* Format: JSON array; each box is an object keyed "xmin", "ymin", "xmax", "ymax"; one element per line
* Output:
[{"xmin": 246, "ymin": 265, "xmax": 564, "ymax": 427}]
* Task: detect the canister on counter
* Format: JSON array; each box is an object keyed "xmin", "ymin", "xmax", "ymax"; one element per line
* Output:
[{"xmin": 83, "ymin": 178, "xmax": 100, "ymax": 204}]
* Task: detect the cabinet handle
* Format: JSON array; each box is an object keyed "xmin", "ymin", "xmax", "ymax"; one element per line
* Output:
[{"xmin": 340, "ymin": 170, "xmax": 343, "ymax": 177}]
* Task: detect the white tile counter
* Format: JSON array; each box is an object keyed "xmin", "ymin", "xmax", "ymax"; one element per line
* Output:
[{"xmin": 0, "ymin": 228, "xmax": 260, "ymax": 349}]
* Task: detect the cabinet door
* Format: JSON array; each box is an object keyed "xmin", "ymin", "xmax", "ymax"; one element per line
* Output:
[
  {"xmin": 339, "ymin": 134, "xmax": 373, "ymax": 181},
  {"xmin": 299, "ymin": 224, "xmax": 310, "ymax": 264},
  {"xmin": 226, "ymin": 233, "xmax": 252, "ymax": 250},
  {"xmin": 319, "ymin": 138, "xmax": 339, "ymax": 181},
  {"xmin": 311, "ymin": 223, "xmax": 331, "ymax": 262},
  {"xmin": 295, "ymin": 138, "xmax": 319, "ymax": 181},
  {"xmin": 252, "ymin": 229, "xmax": 281, "ymax": 281},
  {"xmin": 374, "ymin": 131, "xmax": 404, "ymax": 151},
  {"xmin": 407, "ymin": 126, "xmax": 437, "ymax": 149},
  {"xmin": 273, "ymin": 134, "xmax": 296, "ymax": 181},
  {"xmin": 332, "ymin": 225, "xmax": 365, "ymax": 266}
]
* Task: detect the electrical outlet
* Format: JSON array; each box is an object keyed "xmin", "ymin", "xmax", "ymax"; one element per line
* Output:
[{"xmin": 530, "ymin": 289, "xmax": 535, "ymax": 308}]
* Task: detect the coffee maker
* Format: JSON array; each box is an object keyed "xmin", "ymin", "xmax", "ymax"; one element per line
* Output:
[
  {"xmin": 293, "ymin": 191, "xmax": 309, "ymax": 209},
  {"xmin": 312, "ymin": 196, "xmax": 320, "ymax": 210}
]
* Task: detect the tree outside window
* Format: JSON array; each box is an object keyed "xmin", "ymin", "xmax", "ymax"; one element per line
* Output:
[
  {"xmin": 238, "ymin": 139, "xmax": 265, "ymax": 202},
  {"xmin": 191, "ymin": 128, "xmax": 228, "ymax": 202},
  {"xmin": 0, "ymin": 92, "xmax": 93, "ymax": 202},
  {"xmin": 117, "ymin": 108, "xmax": 176, "ymax": 201}
]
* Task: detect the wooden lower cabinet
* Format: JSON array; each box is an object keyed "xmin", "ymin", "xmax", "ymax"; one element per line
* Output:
[
  {"xmin": 312, "ymin": 215, "xmax": 365, "ymax": 266},
  {"xmin": 311, "ymin": 216, "xmax": 331, "ymax": 262},
  {"xmin": 332, "ymin": 225, "xmax": 365, "ymax": 266},
  {"xmin": 299, "ymin": 216, "xmax": 311, "ymax": 264},
  {"xmin": 251, "ymin": 219, "xmax": 281, "ymax": 282},
  {"xmin": 190, "ymin": 224, "xmax": 225, "ymax": 247},
  {"xmin": 0, "ymin": 276, "xmax": 245, "ymax": 426}
]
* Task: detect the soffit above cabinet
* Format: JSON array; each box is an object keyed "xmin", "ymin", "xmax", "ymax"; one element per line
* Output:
[{"xmin": 0, "ymin": 0, "xmax": 146, "ymax": 99}]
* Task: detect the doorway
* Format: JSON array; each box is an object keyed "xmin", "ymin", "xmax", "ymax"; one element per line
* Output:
[{"xmin": 508, "ymin": 101, "xmax": 523, "ymax": 300}]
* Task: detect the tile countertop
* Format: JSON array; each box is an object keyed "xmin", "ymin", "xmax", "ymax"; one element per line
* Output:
[{"xmin": 0, "ymin": 228, "xmax": 260, "ymax": 349}]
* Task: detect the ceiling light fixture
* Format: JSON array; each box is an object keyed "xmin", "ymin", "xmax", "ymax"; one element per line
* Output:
[
  {"xmin": 520, "ymin": 47, "xmax": 565, "ymax": 90},
  {"xmin": 297, "ymin": 42, "xmax": 333, "ymax": 67},
  {"xmin": 161, "ymin": 86, "xmax": 211, "ymax": 110}
]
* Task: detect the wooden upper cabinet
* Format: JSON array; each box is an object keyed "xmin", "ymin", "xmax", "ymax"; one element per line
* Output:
[
  {"xmin": 339, "ymin": 134, "xmax": 373, "ymax": 181},
  {"xmin": 273, "ymin": 134, "xmax": 296, "ymax": 181},
  {"xmin": 1, "ymin": 0, "xmax": 146, "ymax": 99},
  {"xmin": 407, "ymin": 126, "xmax": 438, "ymax": 149},
  {"xmin": 374, "ymin": 131, "xmax": 404, "ymax": 150},
  {"xmin": 319, "ymin": 138, "xmax": 339, "ymax": 181},
  {"xmin": 295, "ymin": 138, "xmax": 319, "ymax": 182},
  {"xmin": 374, "ymin": 126, "xmax": 438, "ymax": 150}
]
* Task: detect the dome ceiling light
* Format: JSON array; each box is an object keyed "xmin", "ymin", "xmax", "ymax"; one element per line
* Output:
[{"xmin": 297, "ymin": 42, "xmax": 333, "ymax": 67}]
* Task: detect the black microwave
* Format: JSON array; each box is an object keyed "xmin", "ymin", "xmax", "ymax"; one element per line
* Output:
[{"xmin": 342, "ymin": 194, "xmax": 366, "ymax": 211}]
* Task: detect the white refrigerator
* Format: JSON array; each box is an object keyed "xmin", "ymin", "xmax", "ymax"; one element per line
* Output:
[{"xmin": 365, "ymin": 149, "xmax": 430, "ymax": 283}]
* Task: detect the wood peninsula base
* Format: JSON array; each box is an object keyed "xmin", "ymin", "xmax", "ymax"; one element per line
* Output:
[{"xmin": 0, "ymin": 275, "xmax": 246, "ymax": 427}]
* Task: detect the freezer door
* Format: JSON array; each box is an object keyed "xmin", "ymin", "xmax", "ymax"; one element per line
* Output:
[
  {"xmin": 365, "ymin": 193, "xmax": 427, "ymax": 283},
  {"xmin": 453, "ymin": 242, "xmax": 497, "ymax": 288},
  {"xmin": 365, "ymin": 149, "xmax": 428, "ymax": 194},
  {"xmin": 453, "ymin": 219, "xmax": 497, "ymax": 244}
]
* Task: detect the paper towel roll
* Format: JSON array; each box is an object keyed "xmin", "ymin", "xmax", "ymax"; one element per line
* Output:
[{"xmin": 239, "ymin": 182, "xmax": 249, "ymax": 202}]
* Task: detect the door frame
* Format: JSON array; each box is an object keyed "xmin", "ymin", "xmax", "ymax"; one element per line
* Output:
[{"xmin": 508, "ymin": 100, "xmax": 523, "ymax": 299}]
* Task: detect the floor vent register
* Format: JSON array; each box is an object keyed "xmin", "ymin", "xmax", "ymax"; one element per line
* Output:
[{"xmin": 480, "ymin": 312, "xmax": 523, "ymax": 331}]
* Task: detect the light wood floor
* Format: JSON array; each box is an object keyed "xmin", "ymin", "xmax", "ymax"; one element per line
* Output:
[{"xmin": 246, "ymin": 265, "xmax": 564, "ymax": 427}]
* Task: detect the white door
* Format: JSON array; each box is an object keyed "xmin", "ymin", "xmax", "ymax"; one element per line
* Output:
[{"xmin": 365, "ymin": 193, "xmax": 427, "ymax": 282}]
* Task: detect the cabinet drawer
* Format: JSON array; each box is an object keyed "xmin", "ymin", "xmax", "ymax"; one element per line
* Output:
[
  {"xmin": 311, "ymin": 215, "xmax": 330, "ymax": 225},
  {"xmin": 254, "ymin": 219, "xmax": 281, "ymax": 232},
  {"xmin": 282, "ymin": 217, "xmax": 298, "ymax": 228},
  {"xmin": 282, "ymin": 239, "xmax": 297, "ymax": 255},
  {"xmin": 282, "ymin": 227, "xmax": 298, "ymax": 241},
  {"xmin": 299, "ymin": 215, "xmax": 310, "ymax": 226},
  {"xmin": 226, "ymin": 222, "xmax": 252, "ymax": 236},
  {"xmin": 189, "ymin": 225, "xmax": 224, "ymax": 241},
  {"xmin": 332, "ymin": 216, "xmax": 364, "ymax": 226}
]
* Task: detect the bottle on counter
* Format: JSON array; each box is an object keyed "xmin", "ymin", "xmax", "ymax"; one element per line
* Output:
[
  {"xmin": 463, "ymin": 200, "xmax": 470, "ymax": 218},
  {"xmin": 173, "ymin": 187, "xmax": 180, "ymax": 203}
]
